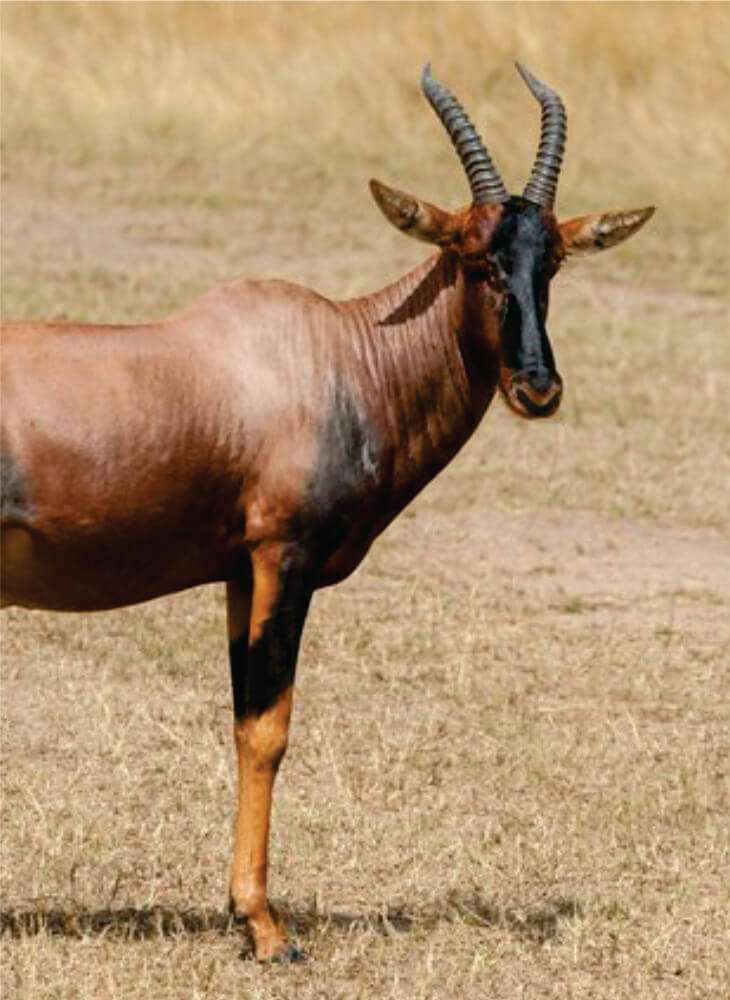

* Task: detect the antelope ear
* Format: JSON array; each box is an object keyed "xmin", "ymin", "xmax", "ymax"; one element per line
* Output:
[
  {"xmin": 369, "ymin": 178, "xmax": 460, "ymax": 247},
  {"xmin": 559, "ymin": 206, "xmax": 655, "ymax": 256}
]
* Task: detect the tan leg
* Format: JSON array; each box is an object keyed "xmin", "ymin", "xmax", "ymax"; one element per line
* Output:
[
  {"xmin": 226, "ymin": 544, "xmax": 312, "ymax": 961},
  {"xmin": 230, "ymin": 685, "xmax": 293, "ymax": 960}
]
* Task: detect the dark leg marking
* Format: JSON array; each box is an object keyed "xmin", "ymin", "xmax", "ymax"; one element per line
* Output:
[
  {"xmin": 1, "ymin": 451, "xmax": 35, "ymax": 523},
  {"xmin": 229, "ymin": 542, "xmax": 313, "ymax": 720}
]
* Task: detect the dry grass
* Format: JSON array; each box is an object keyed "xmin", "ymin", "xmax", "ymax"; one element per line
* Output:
[{"xmin": 2, "ymin": 3, "xmax": 729, "ymax": 998}]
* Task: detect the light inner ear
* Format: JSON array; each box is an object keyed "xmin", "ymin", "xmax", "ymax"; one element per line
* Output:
[
  {"xmin": 560, "ymin": 207, "xmax": 655, "ymax": 256},
  {"xmin": 369, "ymin": 178, "xmax": 459, "ymax": 247}
]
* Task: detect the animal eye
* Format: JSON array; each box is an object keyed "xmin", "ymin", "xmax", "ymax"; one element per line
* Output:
[
  {"xmin": 462, "ymin": 253, "xmax": 506, "ymax": 290},
  {"xmin": 484, "ymin": 259, "xmax": 506, "ymax": 289}
]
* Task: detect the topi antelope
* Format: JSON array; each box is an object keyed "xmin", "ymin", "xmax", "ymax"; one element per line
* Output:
[{"xmin": 1, "ymin": 63, "xmax": 653, "ymax": 961}]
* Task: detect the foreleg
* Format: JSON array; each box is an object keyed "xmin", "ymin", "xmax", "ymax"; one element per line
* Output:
[{"xmin": 227, "ymin": 542, "xmax": 312, "ymax": 961}]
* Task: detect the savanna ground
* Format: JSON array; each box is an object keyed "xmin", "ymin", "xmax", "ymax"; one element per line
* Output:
[{"xmin": 1, "ymin": 3, "xmax": 729, "ymax": 998}]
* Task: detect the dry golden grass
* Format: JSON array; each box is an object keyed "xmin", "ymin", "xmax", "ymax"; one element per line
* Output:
[
  {"xmin": 2, "ymin": 3, "xmax": 729, "ymax": 998},
  {"xmin": 3, "ymin": 2, "xmax": 730, "ymax": 238}
]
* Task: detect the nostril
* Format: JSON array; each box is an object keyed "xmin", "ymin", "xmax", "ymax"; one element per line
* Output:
[
  {"xmin": 531, "ymin": 371, "xmax": 553, "ymax": 395},
  {"xmin": 515, "ymin": 368, "xmax": 554, "ymax": 396},
  {"xmin": 513, "ymin": 380, "xmax": 562, "ymax": 417}
]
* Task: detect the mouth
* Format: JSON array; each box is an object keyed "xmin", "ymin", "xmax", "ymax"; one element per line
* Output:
[{"xmin": 501, "ymin": 370, "xmax": 563, "ymax": 419}]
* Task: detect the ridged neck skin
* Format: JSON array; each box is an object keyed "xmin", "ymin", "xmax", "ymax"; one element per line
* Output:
[{"xmin": 336, "ymin": 253, "xmax": 501, "ymax": 508}]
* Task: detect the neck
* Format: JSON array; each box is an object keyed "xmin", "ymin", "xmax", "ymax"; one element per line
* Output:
[{"xmin": 341, "ymin": 252, "xmax": 501, "ymax": 509}]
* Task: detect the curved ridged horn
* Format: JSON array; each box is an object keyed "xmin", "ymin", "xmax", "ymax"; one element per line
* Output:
[
  {"xmin": 421, "ymin": 63, "xmax": 509, "ymax": 205},
  {"xmin": 516, "ymin": 62, "xmax": 567, "ymax": 208}
]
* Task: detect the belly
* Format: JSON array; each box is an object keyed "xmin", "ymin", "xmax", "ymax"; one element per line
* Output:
[
  {"xmin": 1, "ymin": 426, "xmax": 245, "ymax": 610},
  {"xmin": 0, "ymin": 520, "xmax": 235, "ymax": 612}
]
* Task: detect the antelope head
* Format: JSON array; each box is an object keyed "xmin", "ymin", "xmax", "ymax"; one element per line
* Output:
[{"xmin": 371, "ymin": 64, "xmax": 655, "ymax": 419}]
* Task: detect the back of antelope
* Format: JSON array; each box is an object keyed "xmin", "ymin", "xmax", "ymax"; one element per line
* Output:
[{"xmin": 0, "ymin": 63, "xmax": 653, "ymax": 962}]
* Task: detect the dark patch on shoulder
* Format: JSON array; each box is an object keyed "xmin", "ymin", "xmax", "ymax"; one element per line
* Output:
[
  {"xmin": 303, "ymin": 382, "xmax": 381, "ymax": 556},
  {"xmin": 1, "ymin": 452, "xmax": 35, "ymax": 523}
]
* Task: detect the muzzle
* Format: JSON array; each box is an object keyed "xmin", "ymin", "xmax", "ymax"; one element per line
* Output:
[{"xmin": 504, "ymin": 369, "xmax": 563, "ymax": 418}]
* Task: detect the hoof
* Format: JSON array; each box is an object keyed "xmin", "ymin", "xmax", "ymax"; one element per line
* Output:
[
  {"xmin": 228, "ymin": 895, "xmax": 302, "ymax": 962},
  {"xmin": 238, "ymin": 939, "xmax": 305, "ymax": 964},
  {"xmin": 268, "ymin": 942, "xmax": 305, "ymax": 964}
]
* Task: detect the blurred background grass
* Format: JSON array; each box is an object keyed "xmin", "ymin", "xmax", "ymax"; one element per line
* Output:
[{"xmin": 2, "ymin": 1, "xmax": 728, "ymax": 231}]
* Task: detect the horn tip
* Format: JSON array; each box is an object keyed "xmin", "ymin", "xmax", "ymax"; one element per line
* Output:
[
  {"xmin": 421, "ymin": 62, "xmax": 433, "ymax": 87},
  {"xmin": 515, "ymin": 61, "xmax": 537, "ymax": 88}
]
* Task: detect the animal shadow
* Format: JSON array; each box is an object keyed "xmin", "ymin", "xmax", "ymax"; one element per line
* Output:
[
  {"xmin": 289, "ymin": 891, "xmax": 582, "ymax": 946},
  {"xmin": 0, "ymin": 891, "xmax": 582, "ymax": 949},
  {"xmin": 0, "ymin": 905, "xmax": 233, "ymax": 941}
]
